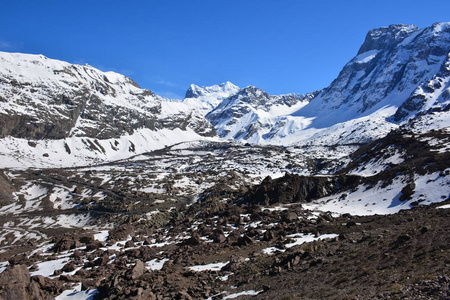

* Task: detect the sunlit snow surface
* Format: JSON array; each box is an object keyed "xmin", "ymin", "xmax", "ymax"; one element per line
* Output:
[
  {"xmin": 0, "ymin": 128, "xmax": 211, "ymax": 168},
  {"xmin": 93, "ymin": 230, "xmax": 109, "ymax": 242},
  {"xmin": 437, "ymin": 204, "xmax": 450, "ymax": 209},
  {"xmin": 30, "ymin": 258, "xmax": 70, "ymax": 277},
  {"xmin": 222, "ymin": 290, "xmax": 263, "ymax": 299},
  {"xmin": 55, "ymin": 283, "xmax": 98, "ymax": 300},
  {"xmin": 188, "ymin": 261, "xmax": 229, "ymax": 272},
  {"xmin": 284, "ymin": 233, "xmax": 339, "ymax": 248},
  {"xmin": 146, "ymin": 258, "xmax": 169, "ymax": 270},
  {"xmin": 261, "ymin": 233, "xmax": 338, "ymax": 255}
]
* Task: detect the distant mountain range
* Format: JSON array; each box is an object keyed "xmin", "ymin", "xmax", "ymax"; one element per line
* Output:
[{"xmin": 0, "ymin": 22, "xmax": 449, "ymax": 167}]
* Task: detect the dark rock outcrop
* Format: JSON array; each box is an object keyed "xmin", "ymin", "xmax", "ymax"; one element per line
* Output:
[
  {"xmin": 0, "ymin": 172, "xmax": 15, "ymax": 206},
  {"xmin": 241, "ymin": 173, "xmax": 361, "ymax": 206}
]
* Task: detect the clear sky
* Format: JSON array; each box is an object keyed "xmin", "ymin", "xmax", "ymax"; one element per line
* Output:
[{"xmin": 1, "ymin": 0, "xmax": 449, "ymax": 99}]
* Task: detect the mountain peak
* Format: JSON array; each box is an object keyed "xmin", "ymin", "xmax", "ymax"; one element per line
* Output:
[
  {"xmin": 184, "ymin": 81, "xmax": 240, "ymax": 99},
  {"xmin": 235, "ymin": 85, "xmax": 268, "ymax": 99},
  {"xmin": 357, "ymin": 24, "xmax": 419, "ymax": 55}
]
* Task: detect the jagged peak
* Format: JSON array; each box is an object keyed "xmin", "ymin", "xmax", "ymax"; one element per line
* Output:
[
  {"xmin": 431, "ymin": 22, "xmax": 450, "ymax": 32},
  {"xmin": 233, "ymin": 85, "xmax": 268, "ymax": 99},
  {"xmin": 369, "ymin": 24, "xmax": 418, "ymax": 37},
  {"xmin": 357, "ymin": 24, "xmax": 420, "ymax": 55},
  {"xmin": 241, "ymin": 85, "xmax": 260, "ymax": 91}
]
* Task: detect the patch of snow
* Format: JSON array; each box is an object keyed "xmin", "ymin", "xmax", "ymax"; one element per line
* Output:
[
  {"xmin": 354, "ymin": 50, "xmax": 379, "ymax": 64},
  {"xmin": 94, "ymin": 230, "xmax": 109, "ymax": 242},
  {"xmin": 260, "ymin": 206, "xmax": 289, "ymax": 212},
  {"xmin": 188, "ymin": 261, "xmax": 229, "ymax": 272},
  {"xmin": 222, "ymin": 290, "xmax": 263, "ymax": 299},
  {"xmin": 285, "ymin": 233, "xmax": 338, "ymax": 248},
  {"xmin": 218, "ymin": 273, "xmax": 233, "ymax": 281},
  {"xmin": 437, "ymin": 204, "xmax": 450, "ymax": 209},
  {"xmin": 145, "ymin": 258, "xmax": 169, "ymax": 270},
  {"xmin": 0, "ymin": 261, "xmax": 9, "ymax": 273},
  {"xmin": 42, "ymin": 214, "xmax": 91, "ymax": 228},
  {"xmin": 31, "ymin": 258, "xmax": 69, "ymax": 277},
  {"xmin": 55, "ymin": 283, "xmax": 98, "ymax": 300},
  {"xmin": 261, "ymin": 247, "xmax": 286, "ymax": 255},
  {"xmin": 49, "ymin": 187, "xmax": 74, "ymax": 209}
]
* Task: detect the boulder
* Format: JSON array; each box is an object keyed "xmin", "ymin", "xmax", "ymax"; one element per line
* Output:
[{"xmin": 0, "ymin": 265, "xmax": 53, "ymax": 300}]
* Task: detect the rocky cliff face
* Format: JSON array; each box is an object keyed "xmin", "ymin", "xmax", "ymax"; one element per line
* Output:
[
  {"xmin": 0, "ymin": 265, "xmax": 54, "ymax": 300},
  {"xmin": 241, "ymin": 173, "xmax": 361, "ymax": 206},
  {"xmin": 294, "ymin": 22, "xmax": 450, "ymax": 128}
]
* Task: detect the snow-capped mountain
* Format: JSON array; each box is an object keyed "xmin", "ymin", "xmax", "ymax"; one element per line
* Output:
[
  {"xmin": 290, "ymin": 22, "xmax": 450, "ymax": 142},
  {"xmin": 0, "ymin": 52, "xmax": 215, "ymax": 167},
  {"xmin": 205, "ymin": 22, "xmax": 450, "ymax": 145},
  {"xmin": 295, "ymin": 22, "xmax": 450, "ymax": 127},
  {"xmin": 182, "ymin": 81, "xmax": 240, "ymax": 115},
  {"xmin": 0, "ymin": 22, "xmax": 449, "ymax": 167},
  {"xmin": 206, "ymin": 85, "xmax": 316, "ymax": 143}
]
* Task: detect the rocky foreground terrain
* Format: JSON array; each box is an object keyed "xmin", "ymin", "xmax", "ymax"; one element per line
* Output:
[
  {"xmin": 0, "ymin": 128, "xmax": 449, "ymax": 300},
  {"xmin": 0, "ymin": 175, "xmax": 449, "ymax": 299}
]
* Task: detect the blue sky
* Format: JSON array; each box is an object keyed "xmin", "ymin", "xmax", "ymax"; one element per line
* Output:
[{"xmin": 1, "ymin": 1, "xmax": 449, "ymax": 99}]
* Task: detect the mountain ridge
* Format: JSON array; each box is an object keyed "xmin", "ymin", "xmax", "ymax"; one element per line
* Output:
[
  {"xmin": 0, "ymin": 22, "xmax": 449, "ymax": 167},
  {"xmin": 205, "ymin": 22, "xmax": 450, "ymax": 145}
]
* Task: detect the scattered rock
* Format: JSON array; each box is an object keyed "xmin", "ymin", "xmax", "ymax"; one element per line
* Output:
[{"xmin": 130, "ymin": 260, "xmax": 145, "ymax": 279}]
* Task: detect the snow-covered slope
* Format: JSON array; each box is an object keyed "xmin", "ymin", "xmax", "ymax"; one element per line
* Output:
[
  {"xmin": 206, "ymin": 85, "xmax": 315, "ymax": 143},
  {"xmin": 0, "ymin": 52, "xmax": 215, "ymax": 139},
  {"xmin": 0, "ymin": 52, "xmax": 215, "ymax": 167},
  {"xmin": 303, "ymin": 128, "xmax": 450, "ymax": 215}
]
